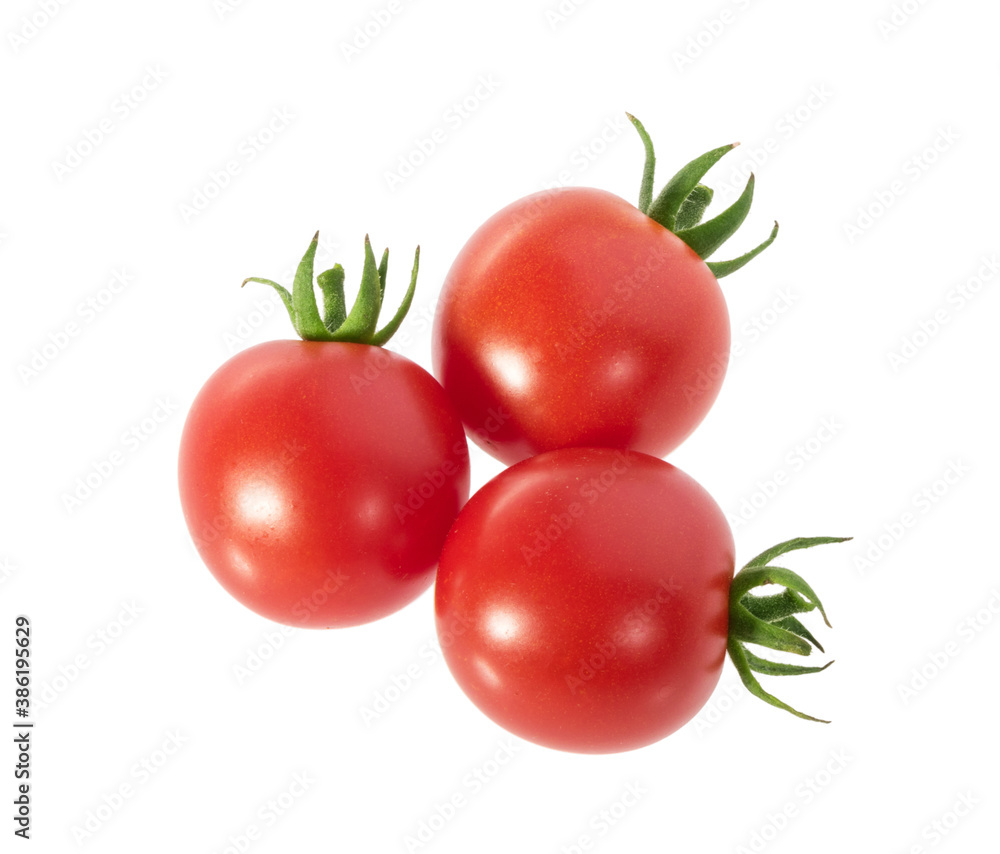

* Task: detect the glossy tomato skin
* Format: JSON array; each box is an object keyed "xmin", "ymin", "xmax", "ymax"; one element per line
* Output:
[
  {"xmin": 433, "ymin": 187, "xmax": 730, "ymax": 465},
  {"xmin": 179, "ymin": 341, "xmax": 470, "ymax": 628},
  {"xmin": 435, "ymin": 448, "xmax": 734, "ymax": 753}
]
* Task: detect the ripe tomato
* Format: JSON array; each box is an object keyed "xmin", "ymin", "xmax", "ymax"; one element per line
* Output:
[
  {"xmin": 433, "ymin": 116, "xmax": 777, "ymax": 465},
  {"xmin": 179, "ymin": 234, "xmax": 470, "ymax": 628},
  {"xmin": 434, "ymin": 448, "xmax": 734, "ymax": 753},
  {"xmin": 434, "ymin": 188, "xmax": 727, "ymax": 464}
]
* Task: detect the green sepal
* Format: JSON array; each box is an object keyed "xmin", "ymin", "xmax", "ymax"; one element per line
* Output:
[
  {"xmin": 290, "ymin": 232, "xmax": 335, "ymax": 341},
  {"xmin": 707, "ymin": 221, "xmax": 780, "ymax": 279},
  {"xmin": 774, "ymin": 616, "xmax": 825, "ymax": 654},
  {"xmin": 371, "ymin": 247, "xmax": 419, "ymax": 347},
  {"xmin": 728, "ymin": 639, "xmax": 830, "ymax": 724},
  {"xmin": 730, "ymin": 603, "xmax": 813, "ymax": 657},
  {"xmin": 675, "ymin": 174, "xmax": 755, "ymax": 260},
  {"xmin": 744, "ymin": 536, "xmax": 851, "ymax": 569},
  {"xmin": 242, "ymin": 276, "xmax": 293, "ymax": 317},
  {"xmin": 243, "ymin": 232, "xmax": 419, "ymax": 346},
  {"xmin": 625, "ymin": 113, "xmax": 656, "ymax": 214},
  {"xmin": 744, "ymin": 649, "xmax": 834, "ymax": 678},
  {"xmin": 727, "ymin": 536, "xmax": 851, "ymax": 723},
  {"xmin": 377, "ymin": 248, "xmax": 389, "ymax": 304},
  {"xmin": 330, "ymin": 235, "xmax": 382, "ymax": 342}
]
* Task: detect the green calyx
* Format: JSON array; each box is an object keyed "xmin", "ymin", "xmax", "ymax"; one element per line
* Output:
[
  {"xmin": 625, "ymin": 113, "xmax": 779, "ymax": 279},
  {"xmin": 243, "ymin": 232, "xmax": 419, "ymax": 345},
  {"xmin": 727, "ymin": 536, "xmax": 852, "ymax": 723}
]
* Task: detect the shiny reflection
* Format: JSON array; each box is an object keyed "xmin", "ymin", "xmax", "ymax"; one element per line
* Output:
[
  {"xmin": 488, "ymin": 346, "xmax": 532, "ymax": 395},
  {"xmin": 470, "ymin": 652, "xmax": 503, "ymax": 690},
  {"xmin": 237, "ymin": 479, "xmax": 286, "ymax": 526},
  {"xmin": 475, "ymin": 460, "xmax": 572, "ymax": 531},
  {"xmin": 484, "ymin": 607, "xmax": 521, "ymax": 644},
  {"xmin": 223, "ymin": 542, "xmax": 255, "ymax": 581},
  {"xmin": 355, "ymin": 491, "xmax": 389, "ymax": 530},
  {"xmin": 617, "ymin": 616, "xmax": 658, "ymax": 651}
]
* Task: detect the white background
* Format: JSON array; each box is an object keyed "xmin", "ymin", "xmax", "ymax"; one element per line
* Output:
[{"xmin": 2, "ymin": 0, "xmax": 998, "ymax": 851}]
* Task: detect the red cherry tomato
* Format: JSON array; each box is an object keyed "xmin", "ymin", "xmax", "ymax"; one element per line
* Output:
[
  {"xmin": 434, "ymin": 447, "xmax": 734, "ymax": 753},
  {"xmin": 179, "ymin": 340, "xmax": 469, "ymax": 628},
  {"xmin": 432, "ymin": 187, "xmax": 729, "ymax": 465}
]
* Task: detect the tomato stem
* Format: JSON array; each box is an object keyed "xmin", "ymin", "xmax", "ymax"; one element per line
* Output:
[
  {"xmin": 647, "ymin": 142, "xmax": 736, "ymax": 231},
  {"xmin": 627, "ymin": 115, "xmax": 778, "ymax": 278},
  {"xmin": 674, "ymin": 184, "xmax": 714, "ymax": 230},
  {"xmin": 242, "ymin": 232, "xmax": 419, "ymax": 345},
  {"xmin": 726, "ymin": 536, "xmax": 851, "ymax": 723}
]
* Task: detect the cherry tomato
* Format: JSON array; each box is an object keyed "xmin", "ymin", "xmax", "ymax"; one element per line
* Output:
[
  {"xmin": 180, "ymin": 341, "xmax": 469, "ymax": 627},
  {"xmin": 434, "ymin": 447, "xmax": 734, "ymax": 753},
  {"xmin": 179, "ymin": 235, "xmax": 470, "ymax": 628},
  {"xmin": 432, "ymin": 117, "xmax": 777, "ymax": 465}
]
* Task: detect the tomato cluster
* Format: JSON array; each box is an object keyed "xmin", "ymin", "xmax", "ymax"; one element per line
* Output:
[{"xmin": 179, "ymin": 116, "xmax": 847, "ymax": 754}]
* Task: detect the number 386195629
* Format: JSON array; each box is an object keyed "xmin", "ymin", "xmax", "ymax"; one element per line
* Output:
[{"xmin": 15, "ymin": 616, "xmax": 30, "ymax": 716}]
